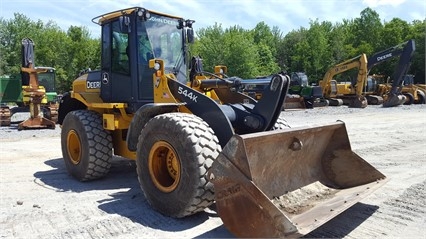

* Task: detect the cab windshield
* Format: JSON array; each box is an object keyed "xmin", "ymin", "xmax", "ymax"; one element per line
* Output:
[
  {"xmin": 38, "ymin": 70, "xmax": 55, "ymax": 92},
  {"xmin": 137, "ymin": 13, "xmax": 186, "ymax": 78}
]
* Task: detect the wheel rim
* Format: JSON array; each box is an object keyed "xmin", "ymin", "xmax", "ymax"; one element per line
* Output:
[
  {"xmin": 148, "ymin": 141, "xmax": 181, "ymax": 193},
  {"xmin": 67, "ymin": 130, "xmax": 82, "ymax": 165}
]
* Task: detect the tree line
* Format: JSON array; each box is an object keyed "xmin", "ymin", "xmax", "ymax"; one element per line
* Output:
[
  {"xmin": 192, "ymin": 8, "xmax": 425, "ymax": 84},
  {"xmin": 0, "ymin": 13, "xmax": 100, "ymax": 93},
  {"xmin": 1, "ymin": 8, "xmax": 425, "ymax": 93}
]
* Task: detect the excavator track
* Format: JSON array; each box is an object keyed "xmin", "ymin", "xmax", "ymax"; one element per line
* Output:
[{"xmin": 366, "ymin": 95, "xmax": 384, "ymax": 105}]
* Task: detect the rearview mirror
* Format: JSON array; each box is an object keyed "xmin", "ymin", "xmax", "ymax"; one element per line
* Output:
[{"xmin": 119, "ymin": 16, "xmax": 131, "ymax": 33}]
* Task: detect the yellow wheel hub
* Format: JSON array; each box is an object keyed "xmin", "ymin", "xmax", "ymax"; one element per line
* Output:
[
  {"xmin": 67, "ymin": 130, "xmax": 82, "ymax": 165},
  {"xmin": 148, "ymin": 141, "xmax": 181, "ymax": 193}
]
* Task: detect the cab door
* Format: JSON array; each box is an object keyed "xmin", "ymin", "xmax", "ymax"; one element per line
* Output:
[{"xmin": 100, "ymin": 18, "xmax": 133, "ymax": 103}]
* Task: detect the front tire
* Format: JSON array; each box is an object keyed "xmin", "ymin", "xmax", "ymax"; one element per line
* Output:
[
  {"xmin": 272, "ymin": 115, "xmax": 291, "ymax": 130},
  {"xmin": 136, "ymin": 113, "xmax": 221, "ymax": 218},
  {"xmin": 61, "ymin": 110, "xmax": 113, "ymax": 181}
]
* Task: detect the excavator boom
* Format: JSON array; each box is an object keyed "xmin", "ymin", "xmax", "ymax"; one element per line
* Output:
[{"xmin": 367, "ymin": 39, "xmax": 416, "ymax": 107}]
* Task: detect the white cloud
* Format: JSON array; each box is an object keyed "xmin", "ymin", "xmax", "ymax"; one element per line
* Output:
[{"xmin": 362, "ymin": 0, "xmax": 406, "ymax": 7}]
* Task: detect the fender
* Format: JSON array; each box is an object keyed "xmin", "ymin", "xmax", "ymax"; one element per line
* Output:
[
  {"xmin": 57, "ymin": 92, "xmax": 87, "ymax": 125},
  {"xmin": 126, "ymin": 103, "xmax": 179, "ymax": 151}
]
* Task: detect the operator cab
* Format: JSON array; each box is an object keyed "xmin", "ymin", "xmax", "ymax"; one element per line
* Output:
[
  {"xmin": 366, "ymin": 76, "xmax": 378, "ymax": 92},
  {"xmin": 290, "ymin": 72, "xmax": 308, "ymax": 87},
  {"xmin": 289, "ymin": 72, "xmax": 308, "ymax": 95},
  {"xmin": 37, "ymin": 67, "xmax": 56, "ymax": 93},
  {"xmin": 92, "ymin": 7, "xmax": 193, "ymax": 112},
  {"xmin": 402, "ymin": 74, "xmax": 415, "ymax": 86}
]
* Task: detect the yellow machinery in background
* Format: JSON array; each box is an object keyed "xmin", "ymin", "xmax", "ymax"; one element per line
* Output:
[
  {"xmin": 319, "ymin": 54, "xmax": 368, "ymax": 108},
  {"xmin": 400, "ymin": 74, "xmax": 425, "ymax": 104}
]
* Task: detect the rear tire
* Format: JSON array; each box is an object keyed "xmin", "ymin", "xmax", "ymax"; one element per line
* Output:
[
  {"xmin": 61, "ymin": 110, "xmax": 113, "ymax": 181},
  {"xmin": 415, "ymin": 91, "xmax": 425, "ymax": 104},
  {"xmin": 136, "ymin": 113, "xmax": 221, "ymax": 218},
  {"xmin": 42, "ymin": 106, "xmax": 51, "ymax": 120},
  {"xmin": 403, "ymin": 93, "xmax": 414, "ymax": 105}
]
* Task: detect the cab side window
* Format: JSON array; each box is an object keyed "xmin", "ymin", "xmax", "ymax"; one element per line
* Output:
[{"xmin": 111, "ymin": 21, "xmax": 130, "ymax": 75}]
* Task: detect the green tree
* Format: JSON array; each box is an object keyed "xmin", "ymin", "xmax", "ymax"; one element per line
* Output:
[
  {"xmin": 278, "ymin": 28, "xmax": 307, "ymax": 72},
  {"xmin": 381, "ymin": 18, "xmax": 411, "ymax": 48},
  {"xmin": 351, "ymin": 7, "xmax": 383, "ymax": 50},
  {"xmin": 408, "ymin": 19, "xmax": 426, "ymax": 83},
  {"xmin": 306, "ymin": 20, "xmax": 332, "ymax": 80},
  {"xmin": 0, "ymin": 13, "xmax": 41, "ymax": 75},
  {"xmin": 192, "ymin": 23, "xmax": 226, "ymax": 72},
  {"xmin": 0, "ymin": 13, "xmax": 100, "ymax": 92},
  {"xmin": 222, "ymin": 26, "xmax": 259, "ymax": 78},
  {"xmin": 328, "ymin": 22, "xmax": 350, "ymax": 64},
  {"xmin": 193, "ymin": 24, "xmax": 260, "ymax": 78},
  {"xmin": 62, "ymin": 26, "xmax": 100, "ymax": 91},
  {"xmin": 251, "ymin": 22, "xmax": 280, "ymax": 75}
]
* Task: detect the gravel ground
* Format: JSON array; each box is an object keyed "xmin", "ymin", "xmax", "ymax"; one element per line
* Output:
[{"xmin": 0, "ymin": 104, "xmax": 425, "ymax": 238}]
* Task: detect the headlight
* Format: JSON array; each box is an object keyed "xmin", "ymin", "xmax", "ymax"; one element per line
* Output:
[{"xmin": 154, "ymin": 62, "xmax": 161, "ymax": 70}]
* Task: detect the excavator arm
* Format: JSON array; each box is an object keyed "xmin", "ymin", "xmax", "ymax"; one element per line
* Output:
[
  {"xmin": 367, "ymin": 39, "xmax": 416, "ymax": 107},
  {"xmin": 388, "ymin": 40, "xmax": 415, "ymax": 94}
]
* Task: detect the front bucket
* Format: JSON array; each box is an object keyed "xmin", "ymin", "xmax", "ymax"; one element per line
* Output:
[
  {"xmin": 348, "ymin": 95, "xmax": 368, "ymax": 108},
  {"xmin": 383, "ymin": 94, "xmax": 406, "ymax": 107},
  {"xmin": 208, "ymin": 121, "xmax": 388, "ymax": 238}
]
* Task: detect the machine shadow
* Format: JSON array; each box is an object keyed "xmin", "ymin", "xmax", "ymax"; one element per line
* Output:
[
  {"xmin": 97, "ymin": 187, "xmax": 233, "ymax": 235},
  {"xmin": 197, "ymin": 202, "xmax": 378, "ymax": 238},
  {"xmin": 33, "ymin": 157, "xmax": 378, "ymax": 237},
  {"xmin": 34, "ymin": 156, "xmax": 138, "ymax": 192},
  {"xmin": 33, "ymin": 156, "xmax": 227, "ymax": 234},
  {"xmin": 303, "ymin": 202, "xmax": 379, "ymax": 238}
]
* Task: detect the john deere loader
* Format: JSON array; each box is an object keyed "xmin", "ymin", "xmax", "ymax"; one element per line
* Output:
[{"xmin": 58, "ymin": 7, "xmax": 388, "ymax": 238}]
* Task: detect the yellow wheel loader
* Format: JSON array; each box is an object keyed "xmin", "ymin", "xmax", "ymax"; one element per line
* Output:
[
  {"xmin": 58, "ymin": 7, "xmax": 388, "ymax": 238},
  {"xmin": 401, "ymin": 75, "xmax": 425, "ymax": 104},
  {"xmin": 369, "ymin": 74, "xmax": 425, "ymax": 106}
]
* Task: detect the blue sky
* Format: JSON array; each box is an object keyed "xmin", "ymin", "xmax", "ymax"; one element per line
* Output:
[{"xmin": 1, "ymin": 0, "xmax": 425, "ymax": 38}]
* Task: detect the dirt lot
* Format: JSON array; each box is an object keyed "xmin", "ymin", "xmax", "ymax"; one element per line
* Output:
[{"xmin": 0, "ymin": 104, "xmax": 425, "ymax": 238}]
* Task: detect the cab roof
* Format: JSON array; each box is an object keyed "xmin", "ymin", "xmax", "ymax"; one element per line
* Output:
[{"xmin": 91, "ymin": 7, "xmax": 183, "ymax": 25}]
